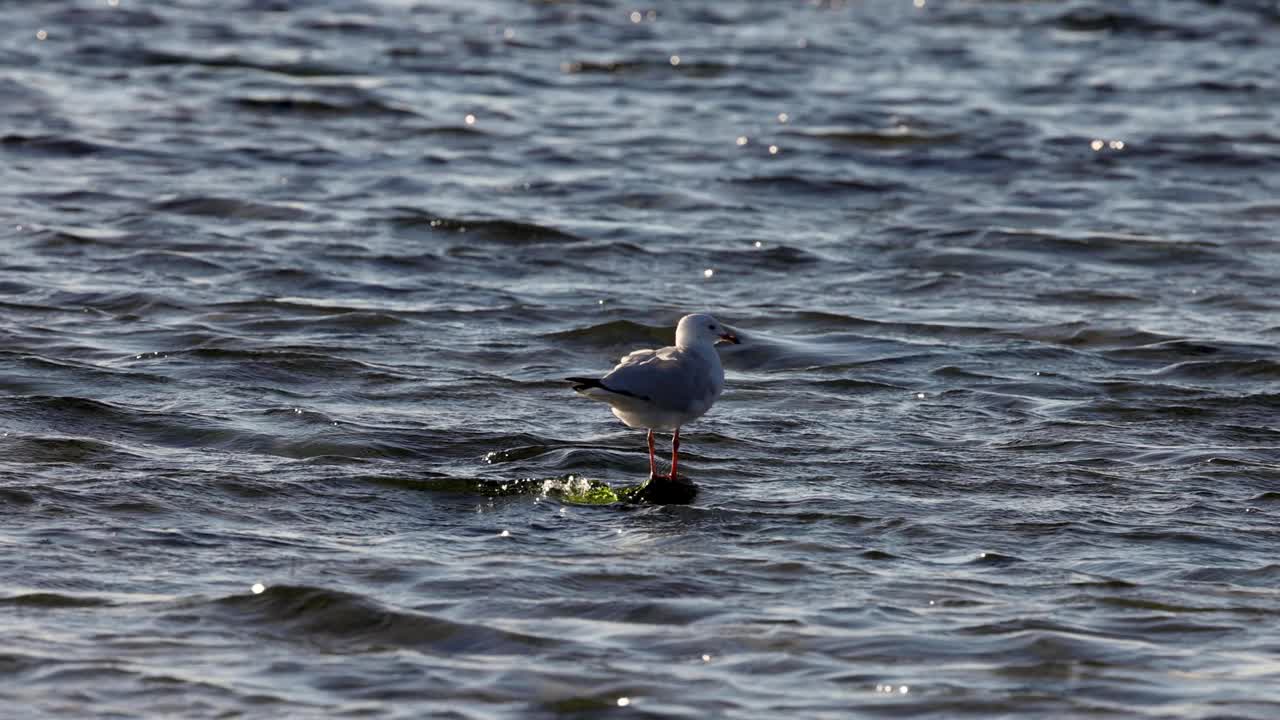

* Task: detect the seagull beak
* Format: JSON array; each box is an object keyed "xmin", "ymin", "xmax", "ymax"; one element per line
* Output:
[{"xmin": 718, "ymin": 330, "xmax": 740, "ymax": 345}]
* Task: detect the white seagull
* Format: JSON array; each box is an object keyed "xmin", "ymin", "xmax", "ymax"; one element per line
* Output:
[{"xmin": 567, "ymin": 313, "xmax": 739, "ymax": 480}]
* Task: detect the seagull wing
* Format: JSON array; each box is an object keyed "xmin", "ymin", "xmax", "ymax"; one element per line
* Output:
[{"xmin": 601, "ymin": 346, "xmax": 712, "ymax": 414}]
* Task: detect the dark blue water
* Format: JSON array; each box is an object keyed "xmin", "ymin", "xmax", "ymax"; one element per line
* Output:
[{"xmin": 4, "ymin": 1, "xmax": 1280, "ymax": 717}]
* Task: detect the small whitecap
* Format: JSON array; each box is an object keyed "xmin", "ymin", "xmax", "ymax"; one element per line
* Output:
[
  {"xmin": 499, "ymin": 529, "xmax": 510, "ymax": 537},
  {"xmin": 1109, "ymin": 139, "xmax": 1125, "ymax": 150},
  {"xmin": 464, "ymin": 114, "xmax": 476, "ymax": 125},
  {"xmin": 669, "ymin": 55, "xmax": 680, "ymax": 66},
  {"xmin": 913, "ymin": 0, "xmax": 926, "ymax": 7},
  {"xmin": 1090, "ymin": 139, "xmax": 1104, "ymax": 151},
  {"xmin": 735, "ymin": 135, "xmax": 748, "ymax": 146},
  {"xmin": 703, "ymin": 268, "xmax": 714, "ymax": 278},
  {"xmin": 768, "ymin": 144, "xmax": 779, "ymax": 155},
  {"xmin": 777, "ymin": 112, "xmax": 789, "ymax": 123},
  {"xmin": 36, "ymin": 29, "xmax": 49, "ymax": 40},
  {"xmin": 503, "ymin": 28, "xmax": 515, "ymax": 40},
  {"xmin": 701, "ymin": 653, "xmax": 712, "ymax": 662},
  {"xmin": 251, "ymin": 583, "xmax": 265, "ymax": 594},
  {"xmin": 617, "ymin": 697, "xmax": 631, "ymax": 707},
  {"xmin": 915, "ymin": 392, "xmax": 925, "ymax": 399},
  {"xmin": 629, "ymin": 10, "xmax": 642, "ymax": 23}
]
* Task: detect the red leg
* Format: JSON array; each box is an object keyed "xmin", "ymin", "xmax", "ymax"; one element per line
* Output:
[
  {"xmin": 670, "ymin": 428, "xmax": 680, "ymax": 480},
  {"xmin": 647, "ymin": 429, "xmax": 657, "ymax": 479}
]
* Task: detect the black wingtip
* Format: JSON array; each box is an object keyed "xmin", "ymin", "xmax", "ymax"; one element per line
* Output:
[{"xmin": 565, "ymin": 377, "xmax": 648, "ymax": 401}]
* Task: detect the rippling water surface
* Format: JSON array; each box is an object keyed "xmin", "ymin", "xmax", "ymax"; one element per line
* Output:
[{"xmin": 4, "ymin": 1, "xmax": 1280, "ymax": 717}]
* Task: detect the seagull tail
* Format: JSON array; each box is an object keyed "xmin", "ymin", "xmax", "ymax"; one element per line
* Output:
[
  {"xmin": 565, "ymin": 377, "xmax": 645, "ymax": 403},
  {"xmin": 565, "ymin": 376, "xmax": 605, "ymax": 393}
]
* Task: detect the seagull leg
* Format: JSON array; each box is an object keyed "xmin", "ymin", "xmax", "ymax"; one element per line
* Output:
[
  {"xmin": 647, "ymin": 429, "xmax": 658, "ymax": 480},
  {"xmin": 670, "ymin": 428, "xmax": 680, "ymax": 481}
]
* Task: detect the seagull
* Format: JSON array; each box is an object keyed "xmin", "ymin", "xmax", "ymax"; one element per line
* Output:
[{"xmin": 567, "ymin": 313, "xmax": 739, "ymax": 481}]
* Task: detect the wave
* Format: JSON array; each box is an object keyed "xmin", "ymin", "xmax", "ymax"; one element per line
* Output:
[
  {"xmin": 0, "ymin": 435, "xmax": 147, "ymax": 465},
  {"xmin": 1048, "ymin": 7, "xmax": 1208, "ymax": 40},
  {"xmin": 213, "ymin": 584, "xmax": 561, "ymax": 654},
  {"xmin": 385, "ymin": 209, "xmax": 582, "ymax": 244},
  {"xmin": 730, "ymin": 174, "xmax": 904, "ymax": 195},
  {"xmin": 150, "ymin": 196, "xmax": 315, "ymax": 222},
  {"xmin": 232, "ymin": 95, "xmax": 417, "ymax": 118},
  {"xmin": 545, "ymin": 319, "xmax": 671, "ymax": 348},
  {"xmin": 788, "ymin": 126, "xmax": 961, "ymax": 147},
  {"xmin": 0, "ymin": 592, "xmax": 115, "ymax": 608},
  {"xmin": 139, "ymin": 48, "xmax": 354, "ymax": 77},
  {"xmin": 1, "ymin": 133, "xmax": 117, "ymax": 158}
]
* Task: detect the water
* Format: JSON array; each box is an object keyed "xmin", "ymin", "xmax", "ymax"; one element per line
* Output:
[{"xmin": 4, "ymin": 0, "xmax": 1280, "ymax": 717}]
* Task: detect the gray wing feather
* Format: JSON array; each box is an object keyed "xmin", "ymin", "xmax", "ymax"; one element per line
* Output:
[{"xmin": 602, "ymin": 346, "xmax": 709, "ymax": 414}]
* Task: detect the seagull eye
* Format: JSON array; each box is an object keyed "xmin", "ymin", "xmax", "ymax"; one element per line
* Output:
[{"xmin": 707, "ymin": 324, "xmax": 715, "ymax": 330}]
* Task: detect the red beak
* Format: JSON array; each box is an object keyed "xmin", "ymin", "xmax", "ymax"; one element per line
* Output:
[{"xmin": 719, "ymin": 331, "xmax": 740, "ymax": 345}]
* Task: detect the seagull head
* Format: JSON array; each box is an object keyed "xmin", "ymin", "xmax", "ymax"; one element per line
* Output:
[{"xmin": 676, "ymin": 313, "xmax": 740, "ymax": 349}]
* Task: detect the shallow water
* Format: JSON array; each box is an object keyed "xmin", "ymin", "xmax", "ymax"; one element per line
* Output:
[{"xmin": 4, "ymin": 1, "xmax": 1280, "ymax": 717}]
